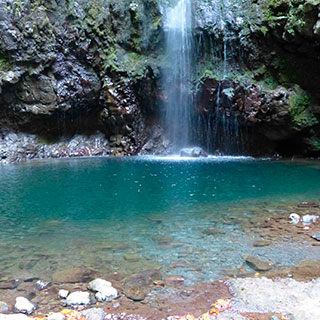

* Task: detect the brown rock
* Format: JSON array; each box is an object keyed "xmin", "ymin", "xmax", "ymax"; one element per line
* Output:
[
  {"xmin": 124, "ymin": 285, "xmax": 146, "ymax": 301},
  {"xmin": 202, "ymin": 228, "xmax": 224, "ymax": 236},
  {"xmin": 245, "ymin": 255, "xmax": 273, "ymax": 271},
  {"xmin": 124, "ymin": 254, "xmax": 141, "ymax": 262},
  {"xmin": 0, "ymin": 280, "xmax": 19, "ymax": 289},
  {"xmin": 253, "ymin": 240, "xmax": 271, "ymax": 247},
  {"xmin": 298, "ymin": 202, "xmax": 319, "ymax": 208},
  {"xmin": 51, "ymin": 267, "xmax": 97, "ymax": 283},
  {"xmin": 164, "ymin": 276, "xmax": 184, "ymax": 288}
]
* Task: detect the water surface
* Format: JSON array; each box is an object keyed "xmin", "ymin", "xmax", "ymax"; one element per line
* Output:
[{"xmin": 1, "ymin": 156, "xmax": 320, "ymax": 284}]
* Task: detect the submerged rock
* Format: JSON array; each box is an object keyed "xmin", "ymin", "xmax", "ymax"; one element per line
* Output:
[
  {"xmin": 164, "ymin": 276, "xmax": 185, "ymax": 287},
  {"xmin": 52, "ymin": 268, "xmax": 96, "ymax": 283},
  {"xmin": 180, "ymin": 147, "xmax": 208, "ymax": 158},
  {"xmin": 245, "ymin": 255, "xmax": 273, "ymax": 271},
  {"xmin": 14, "ymin": 297, "xmax": 36, "ymax": 315},
  {"xmin": 298, "ymin": 202, "xmax": 319, "ymax": 208},
  {"xmin": 253, "ymin": 240, "xmax": 271, "ymax": 247}
]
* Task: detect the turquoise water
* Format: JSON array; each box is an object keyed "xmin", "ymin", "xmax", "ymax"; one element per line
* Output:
[{"xmin": 1, "ymin": 156, "xmax": 320, "ymax": 284}]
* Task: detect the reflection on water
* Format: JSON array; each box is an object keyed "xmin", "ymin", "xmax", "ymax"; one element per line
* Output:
[{"xmin": 1, "ymin": 157, "xmax": 320, "ymax": 284}]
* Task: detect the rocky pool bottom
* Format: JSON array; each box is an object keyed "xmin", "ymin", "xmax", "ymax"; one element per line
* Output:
[
  {"xmin": 2, "ymin": 200, "xmax": 320, "ymax": 320},
  {"xmin": 2, "ymin": 157, "xmax": 320, "ymax": 319}
]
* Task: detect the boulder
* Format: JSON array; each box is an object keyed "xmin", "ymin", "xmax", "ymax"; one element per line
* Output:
[
  {"xmin": 124, "ymin": 269, "xmax": 161, "ymax": 301},
  {"xmin": 88, "ymin": 279, "xmax": 112, "ymax": 292},
  {"xmin": 95, "ymin": 287, "xmax": 118, "ymax": 303},
  {"xmin": 180, "ymin": 147, "xmax": 208, "ymax": 158},
  {"xmin": 14, "ymin": 297, "xmax": 36, "ymax": 315},
  {"xmin": 66, "ymin": 291, "xmax": 91, "ymax": 306},
  {"xmin": 88, "ymin": 278, "xmax": 117, "ymax": 302},
  {"xmin": 124, "ymin": 286, "xmax": 146, "ymax": 301}
]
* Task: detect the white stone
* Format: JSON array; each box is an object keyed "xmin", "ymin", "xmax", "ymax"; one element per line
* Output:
[
  {"xmin": 88, "ymin": 278, "xmax": 112, "ymax": 292},
  {"xmin": 66, "ymin": 291, "xmax": 90, "ymax": 305},
  {"xmin": 289, "ymin": 213, "xmax": 300, "ymax": 224},
  {"xmin": 47, "ymin": 313, "xmax": 66, "ymax": 320},
  {"xmin": 0, "ymin": 315, "xmax": 30, "ymax": 320},
  {"xmin": 14, "ymin": 297, "xmax": 36, "ymax": 315},
  {"xmin": 58, "ymin": 289, "xmax": 69, "ymax": 299},
  {"xmin": 302, "ymin": 214, "xmax": 319, "ymax": 224},
  {"xmin": 95, "ymin": 286, "xmax": 118, "ymax": 302},
  {"xmin": 81, "ymin": 308, "xmax": 106, "ymax": 320}
]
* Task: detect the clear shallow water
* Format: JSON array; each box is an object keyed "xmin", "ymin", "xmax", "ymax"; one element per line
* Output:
[{"xmin": 1, "ymin": 156, "xmax": 320, "ymax": 284}]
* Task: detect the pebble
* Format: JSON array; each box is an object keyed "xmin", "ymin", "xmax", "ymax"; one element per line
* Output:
[
  {"xmin": 123, "ymin": 254, "xmax": 141, "ymax": 262},
  {"xmin": 47, "ymin": 313, "xmax": 66, "ymax": 320},
  {"xmin": 0, "ymin": 301, "xmax": 9, "ymax": 312},
  {"xmin": 253, "ymin": 240, "xmax": 271, "ymax": 247},
  {"xmin": 66, "ymin": 291, "xmax": 91, "ymax": 306},
  {"xmin": 14, "ymin": 297, "xmax": 36, "ymax": 315},
  {"xmin": 35, "ymin": 280, "xmax": 51, "ymax": 291},
  {"xmin": 58, "ymin": 289, "xmax": 69, "ymax": 299},
  {"xmin": 312, "ymin": 232, "xmax": 320, "ymax": 241}
]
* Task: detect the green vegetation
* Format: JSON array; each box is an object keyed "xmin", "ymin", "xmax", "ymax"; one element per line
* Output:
[
  {"xmin": 289, "ymin": 86, "xmax": 318, "ymax": 129},
  {"xmin": 0, "ymin": 55, "xmax": 11, "ymax": 72}
]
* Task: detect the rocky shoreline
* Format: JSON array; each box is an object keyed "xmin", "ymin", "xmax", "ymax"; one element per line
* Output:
[{"xmin": 1, "ymin": 271, "xmax": 320, "ymax": 320}]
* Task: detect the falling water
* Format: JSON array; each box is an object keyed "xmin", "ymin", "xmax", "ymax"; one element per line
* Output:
[
  {"xmin": 162, "ymin": 0, "xmax": 245, "ymax": 154},
  {"xmin": 192, "ymin": 0, "xmax": 245, "ymax": 154},
  {"xmin": 163, "ymin": 0, "xmax": 193, "ymax": 150}
]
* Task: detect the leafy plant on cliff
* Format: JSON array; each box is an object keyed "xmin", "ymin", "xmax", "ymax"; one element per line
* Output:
[
  {"xmin": 289, "ymin": 87, "xmax": 318, "ymax": 129},
  {"xmin": 0, "ymin": 55, "xmax": 11, "ymax": 72}
]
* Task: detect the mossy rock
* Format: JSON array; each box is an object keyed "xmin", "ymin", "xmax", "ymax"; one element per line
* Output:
[{"xmin": 289, "ymin": 86, "xmax": 318, "ymax": 129}]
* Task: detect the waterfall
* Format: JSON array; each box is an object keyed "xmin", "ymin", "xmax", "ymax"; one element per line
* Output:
[
  {"xmin": 163, "ymin": 0, "xmax": 193, "ymax": 151},
  {"xmin": 162, "ymin": 0, "xmax": 244, "ymax": 155}
]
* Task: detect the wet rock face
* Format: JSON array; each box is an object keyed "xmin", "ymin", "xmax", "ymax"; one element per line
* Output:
[{"xmin": 0, "ymin": 0, "xmax": 163, "ymax": 160}]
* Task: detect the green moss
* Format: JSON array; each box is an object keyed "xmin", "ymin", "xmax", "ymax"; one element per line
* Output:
[
  {"xmin": 0, "ymin": 56, "xmax": 11, "ymax": 72},
  {"xmin": 308, "ymin": 137, "xmax": 320, "ymax": 150},
  {"xmin": 289, "ymin": 87, "xmax": 318, "ymax": 129}
]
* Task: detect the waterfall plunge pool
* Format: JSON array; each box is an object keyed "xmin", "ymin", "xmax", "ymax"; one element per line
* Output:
[{"xmin": 1, "ymin": 156, "xmax": 320, "ymax": 285}]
